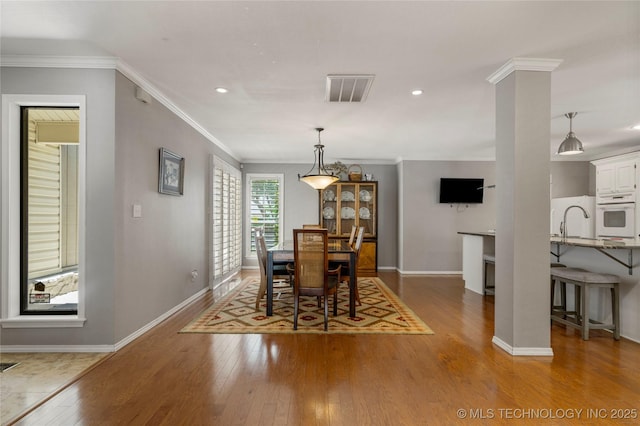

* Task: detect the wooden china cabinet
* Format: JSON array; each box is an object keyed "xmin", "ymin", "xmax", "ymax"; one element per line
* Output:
[{"xmin": 319, "ymin": 181, "xmax": 377, "ymax": 276}]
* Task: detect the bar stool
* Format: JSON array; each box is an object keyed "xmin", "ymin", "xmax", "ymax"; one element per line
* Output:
[
  {"xmin": 551, "ymin": 266, "xmax": 587, "ymax": 322},
  {"xmin": 484, "ymin": 259, "xmax": 566, "ymax": 298},
  {"xmin": 483, "ymin": 254, "xmax": 495, "ymax": 295},
  {"xmin": 549, "ymin": 263, "xmax": 567, "ymax": 315},
  {"xmin": 550, "ymin": 268, "xmax": 620, "ymax": 340}
]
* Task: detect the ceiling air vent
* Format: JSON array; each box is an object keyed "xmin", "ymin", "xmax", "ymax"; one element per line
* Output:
[{"xmin": 326, "ymin": 74, "xmax": 375, "ymax": 102}]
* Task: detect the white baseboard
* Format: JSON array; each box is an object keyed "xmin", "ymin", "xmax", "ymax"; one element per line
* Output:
[
  {"xmin": 397, "ymin": 269, "xmax": 462, "ymax": 275},
  {"xmin": 492, "ymin": 336, "xmax": 554, "ymax": 356},
  {"xmin": 0, "ymin": 287, "xmax": 209, "ymax": 353},
  {"xmin": 0, "ymin": 344, "xmax": 114, "ymax": 353},
  {"xmin": 377, "ymin": 266, "xmax": 396, "ymax": 271},
  {"xmin": 113, "ymin": 287, "xmax": 209, "ymax": 351}
]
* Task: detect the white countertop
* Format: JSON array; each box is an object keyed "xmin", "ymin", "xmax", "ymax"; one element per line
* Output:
[
  {"xmin": 550, "ymin": 236, "xmax": 640, "ymax": 249},
  {"xmin": 459, "ymin": 231, "xmax": 640, "ymax": 249}
]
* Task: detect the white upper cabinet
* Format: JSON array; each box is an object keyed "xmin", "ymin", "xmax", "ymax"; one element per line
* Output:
[
  {"xmin": 615, "ymin": 160, "xmax": 637, "ymax": 193},
  {"xmin": 596, "ymin": 165, "xmax": 616, "ymax": 195},
  {"xmin": 592, "ymin": 153, "xmax": 638, "ymax": 201}
]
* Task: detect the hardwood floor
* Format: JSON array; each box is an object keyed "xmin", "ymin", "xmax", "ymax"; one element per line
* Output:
[{"xmin": 11, "ymin": 271, "xmax": 640, "ymax": 425}]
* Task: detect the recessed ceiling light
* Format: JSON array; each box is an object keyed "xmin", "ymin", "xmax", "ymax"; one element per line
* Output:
[
  {"xmin": 215, "ymin": 87, "xmax": 228, "ymax": 94},
  {"xmin": 411, "ymin": 89, "xmax": 423, "ymax": 96},
  {"xmin": 632, "ymin": 123, "xmax": 640, "ymax": 130}
]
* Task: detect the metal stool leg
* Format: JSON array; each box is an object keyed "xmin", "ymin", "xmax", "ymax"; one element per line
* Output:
[
  {"xmin": 612, "ymin": 284, "xmax": 620, "ymax": 340},
  {"xmin": 582, "ymin": 282, "xmax": 590, "ymax": 340}
]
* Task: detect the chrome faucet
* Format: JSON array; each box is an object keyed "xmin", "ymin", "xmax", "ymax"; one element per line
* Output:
[{"xmin": 560, "ymin": 205, "xmax": 590, "ymax": 241}]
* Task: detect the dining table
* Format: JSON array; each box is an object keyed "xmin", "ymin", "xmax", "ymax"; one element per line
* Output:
[{"xmin": 266, "ymin": 239, "xmax": 358, "ymax": 318}]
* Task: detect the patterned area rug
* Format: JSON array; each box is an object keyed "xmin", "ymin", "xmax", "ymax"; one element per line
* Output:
[{"xmin": 180, "ymin": 276, "xmax": 433, "ymax": 334}]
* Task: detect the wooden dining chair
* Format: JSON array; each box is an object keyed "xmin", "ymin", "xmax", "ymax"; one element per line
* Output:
[
  {"xmin": 292, "ymin": 228, "xmax": 341, "ymax": 331},
  {"xmin": 254, "ymin": 228, "xmax": 290, "ymax": 310},
  {"xmin": 340, "ymin": 226, "xmax": 365, "ymax": 305},
  {"xmin": 347, "ymin": 224, "xmax": 358, "ymax": 247}
]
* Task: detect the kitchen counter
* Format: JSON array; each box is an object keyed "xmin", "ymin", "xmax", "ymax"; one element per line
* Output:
[
  {"xmin": 459, "ymin": 231, "xmax": 640, "ymax": 343},
  {"xmin": 550, "ymin": 236, "xmax": 640, "ymax": 249},
  {"xmin": 458, "ymin": 231, "xmax": 640, "ymax": 249},
  {"xmin": 459, "ymin": 232, "xmax": 638, "ymax": 291},
  {"xmin": 458, "ymin": 231, "xmax": 496, "ymax": 238}
]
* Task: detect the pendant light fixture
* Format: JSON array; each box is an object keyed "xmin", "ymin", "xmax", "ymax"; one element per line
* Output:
[
  {"xmin": 556, "ymin": 112, "xmax": 584, "ymax": 155},
  {"xmin": 298, "ymin": 128, "xmax": 339, "ymax": 190}
]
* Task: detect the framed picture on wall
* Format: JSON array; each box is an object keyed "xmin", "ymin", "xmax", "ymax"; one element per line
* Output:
[{"xmin": 158, "ymin": 148, "xmax": 184, "ymax": 196}]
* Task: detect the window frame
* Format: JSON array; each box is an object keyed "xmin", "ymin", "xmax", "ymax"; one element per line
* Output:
[
  {"xmin": 20, "ymin": 107, "xmax": 80, "ymax": 315},
  {"xmin": 245, "ymin": 173, "xmax": 284, "ymax": 258},
  {"xmin": 1, "ymin": 94, "xmax": 86, "ymax": 328},
  {"xmin": 210, "ymin": 156, "xmax": 242, "ymax": 288}
]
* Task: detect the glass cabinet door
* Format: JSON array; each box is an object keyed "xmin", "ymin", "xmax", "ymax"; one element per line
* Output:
[
  {"xmin": 320, "ymin": 184, "xmax": 338, "ymax": 234},
  {"xmin": 337, "ymin": 183, "xmax": 357, "ymax": 237},
  {"xmin": 321, "ymin": 181, "xmax": 377, "ymax": 238},
  {"xmin": 321, "ymin": 181, "xmax": 377, "ymax": 275},
  {"xmin": 357, "ymin": 183, "xmax": 376, "ymax": 237}
]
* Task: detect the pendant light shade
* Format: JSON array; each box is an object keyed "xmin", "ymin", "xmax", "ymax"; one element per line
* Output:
[
  {"xmin": 299, "ymin": 128, "xmax": 339, "ymax": 190},
  {"xmin": 557, "ymin": 112, "xmax": 584, "ymax": 155}
]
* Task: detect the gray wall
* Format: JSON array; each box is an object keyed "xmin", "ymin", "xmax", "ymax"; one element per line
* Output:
[
  {"xmin": 1, "ymin": 68, "xmax": 237, "ymax": 347},
  {"xmin": 113, "ymin": 73, "xmax": 238, "ymax": 342},
  {"xmin": 399, "ymin": 160, "xmax": 496, "ymax": 273},
  {"xmin": 550, "ymin": 161, "xmax": 592, "ymax": 198},
  {"xmin": 1, "ymin": 66, "xmax": 600, "ymax": 347},
  {"xmin": 1, "ymin": 67, "xmax": 117, "ymax": 346},
  {"xmin": 245, "ymin": 160, "xmax": 594, "ymax": 274},
  {"xmin": 241, "ymin": 163, "xmax": 397, "ymax": 269},
  {"xmin": 398, "ymin": 160, "xmax": 594, "ymax": 273}
]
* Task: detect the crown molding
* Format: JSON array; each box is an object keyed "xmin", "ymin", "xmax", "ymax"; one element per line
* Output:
[
  {"xmin": 0, "ymin": 54, "xmax": 239, "ymax": 162},
  {"xmin": 487, "ymin": 58, "xmax": 563, "ymax": 85},
  {"xmin": 115, "ymin": 60, "xmax": 237, "ymax": 160},
  {"xmin": 0, "ymin": 54, "xmax": 118, "ymax": 69}
]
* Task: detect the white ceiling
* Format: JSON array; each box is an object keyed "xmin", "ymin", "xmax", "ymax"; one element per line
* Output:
[{"xmin": 2, "ymin": 1, "xmax": 639, "ymax": 164}]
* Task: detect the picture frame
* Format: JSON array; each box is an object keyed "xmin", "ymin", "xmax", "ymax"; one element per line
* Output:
[{"xmin": 158, "ymin": 148, "xmax": 184, "ymax": 196}]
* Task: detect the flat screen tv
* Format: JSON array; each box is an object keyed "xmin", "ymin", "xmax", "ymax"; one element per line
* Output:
[{"xmin": 439, "ymin": 178, "xmax": 484, "ymax": 204}]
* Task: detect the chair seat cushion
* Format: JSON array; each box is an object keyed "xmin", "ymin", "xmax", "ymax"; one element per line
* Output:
[{"xmin": 551, "ymin": 268, "xmax": 619, "ymax": 284}]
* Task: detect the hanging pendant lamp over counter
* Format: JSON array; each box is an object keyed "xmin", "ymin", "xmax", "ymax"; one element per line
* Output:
[
  {"xmin": 298, "ymin": 128, "xmax": 340, "ymax": 190},
  {"xmin": 557, "ymin": 112, "xmax": 584, "ymax": 155}
]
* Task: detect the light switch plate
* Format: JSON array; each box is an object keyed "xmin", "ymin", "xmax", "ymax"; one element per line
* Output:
[{"xmin": 132, "ymin": 203, "xmax": 142, "ymax": 218}]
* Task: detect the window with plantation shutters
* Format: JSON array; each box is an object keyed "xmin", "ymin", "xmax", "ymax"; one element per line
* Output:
[
  {"xmin": 246, "ymin": 174, "xmax": 283, "ymax": 257},
  {"xmin": 211, "ymin": 156, "xmax": 242, "ymax": 287}
]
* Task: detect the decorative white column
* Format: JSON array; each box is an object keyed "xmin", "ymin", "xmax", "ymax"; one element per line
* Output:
[{"xmin": 487, "ymin": 58, "xmax": 562, "ymax": 356}]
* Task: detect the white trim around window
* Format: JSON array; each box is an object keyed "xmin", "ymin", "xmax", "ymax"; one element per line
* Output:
[
  {"xmin": 1, "ymin": 94, "xmax": 86, "ymax": 328},
  {"xmin": 245, "ymin": 173, "xmax": 284, "ymax": 258}
]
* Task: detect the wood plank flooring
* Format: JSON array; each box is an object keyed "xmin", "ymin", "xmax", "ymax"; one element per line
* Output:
[{"xmin": 10, "ymin": 271, "xmax": 640, "ymax": 425}]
